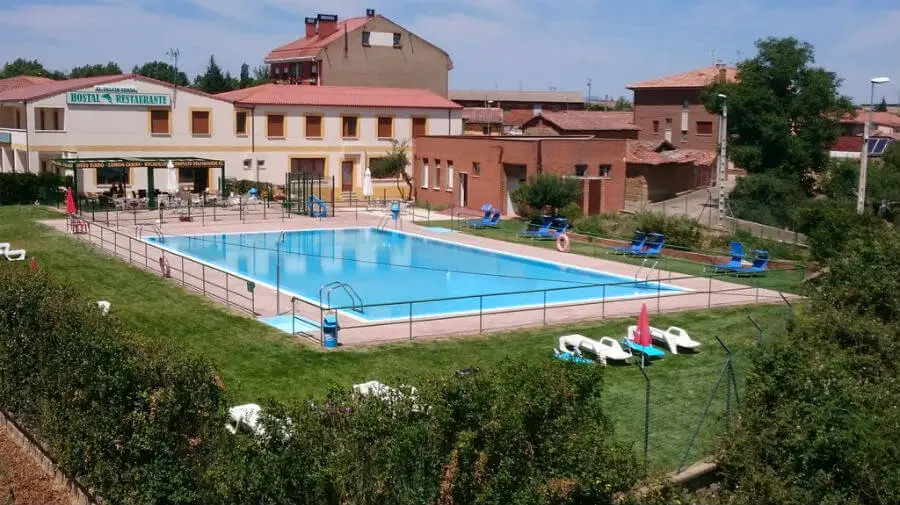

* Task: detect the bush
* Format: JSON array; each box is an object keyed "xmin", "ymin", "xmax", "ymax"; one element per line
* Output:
[
  {"xmin": 571, "ymin": 213, "xmax": 621, "ymax": 237},
  {"xmin": 0, "ymin": 265, "xmax": 225, "ymax": 505},
  {"xmin": 793, "ymin": 199, "xmax": 885, "ymax": 263},
  {"xmin": 557, "ymin": 201, "xmax": 583, "ymax": 224},
  {"xmin": 204, "ymin": 361, "xmax": 639, "ymax": 505},
  {"xmin": 633, "ymin": 212, "xmax": 702, "ymax": 248},
  {"xmin": 728, "ymin": 173, "xmax": 810, "ymax": 229},
  {"xmin": 0, "ymin": 172, "xmax": 65, "ymax": 205},
  {"xmin": 510, "ymin": 174, "xmax": 582, "ymax": 219}
]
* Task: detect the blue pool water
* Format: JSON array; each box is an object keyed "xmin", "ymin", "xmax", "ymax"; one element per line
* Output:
[{"xmin": 147, "ymin": 228, "xmax": 683, "ymax": 322}]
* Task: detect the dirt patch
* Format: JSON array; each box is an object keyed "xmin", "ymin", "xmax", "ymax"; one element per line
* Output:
[{"xmin": 0, "ymin": 425, "xmax": 71, "ymax": 505}]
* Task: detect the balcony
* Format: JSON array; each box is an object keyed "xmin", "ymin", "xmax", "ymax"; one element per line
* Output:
[
  {"xmin": 0, "ymin": 128, "xmax": 26, "ymax": 147},
  {"xmin": 271, "ymin": 61, "xmax": 320, "ymax": 86}
]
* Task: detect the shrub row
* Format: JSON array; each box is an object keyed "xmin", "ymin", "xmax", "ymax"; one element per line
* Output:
[
  {"xmin": 0, "ymin": 265, "xmax": 225, "ymax": 505},
  {"xmin": 0, "ymin": 172, "xmax": 66, "ymax": 205}
]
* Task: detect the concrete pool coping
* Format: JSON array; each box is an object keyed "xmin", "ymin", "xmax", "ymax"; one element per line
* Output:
[{"xmin": 47, "ymin": 209, "xmax": 795, "ymax": 346}]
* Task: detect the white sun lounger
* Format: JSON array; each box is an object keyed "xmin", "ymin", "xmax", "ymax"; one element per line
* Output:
[
  {"xmin": 628, "ymin": 325, "xmax": 701, "ymax": 354},
  {"xmin": 1, "ymin": 243, "xmax": 26, "ymax": 261},
  {"xmin": 225, "ymin": 403, "xmax": 264, "ymax": 436},
  {"xmin": 96, "ymin": 300, "xmax": 111, "ymax": 315},
  {"xmin": 557, "ymin": 334, "xmax": 632, "ymax": 366}
]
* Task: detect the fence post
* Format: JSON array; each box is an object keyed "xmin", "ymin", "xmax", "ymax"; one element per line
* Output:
[
  {"xmin": 409, "ymin": 302, "xmax": 414, "ymax": 340},
  {"xmin": 748, "ymin": 315, "xmax": 764, "ymax": 344},
  {"xmin": 542, "ymin": 291, "xmax": 547, "ymax": 326},
  {"xmin": 128, "ymin": 236, "xmax": 132, "ymax": 265},
  {"xmin": 202, "ymin": 265, "xmax": 206, "ymax": 295},
  {"xmin": 602, "ymin": 285, "xmax": 606, "ymax": 318},
  {"xmin": 639, "ymin": 364, "xmax": 650, "ymax": 475},
  {"xmin": 226, "ymin": 274, "xmax": 230, "ymax": 308},
  {"xmin": 181, "ymin": 255, "xmax": 185, "ymax": 286},
  {"xmin": 144, "ymin": 242, "xmax": 148, "ymax": 268},
  {"xmin": 479, "ymin": 296, "xmax": 484, "ymax": 333},
  {"xmin": 707, "ymin": 274, "xmax": 712, "ymax": 308}
]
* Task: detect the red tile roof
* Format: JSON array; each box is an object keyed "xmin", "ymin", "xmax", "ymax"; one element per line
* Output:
[
  {"xmin": 628, "ymin": 66, "xmax": 737, "ymax": 90},
  {"xmin": 502, "ymin": 109, "xmax": 538, "ymax": 126},
  {"xmin": 217, "ymin": 83, "xmax": 462, "ymax": 109},
  {"xmin": 0, "ymin": 75, "xmax": 55, "ymax": 93},
  {"xmin": 462, "ymin": 107, "xmax": 503, "ymax": 124},
  {"xmin": 830, "ymin": 136, "xmax": 864, "ymax": 152},
  {"xmin": 527, "ymin": 111, "xmax": 639, "ymax": 131},
  {"xmin": 0, "ymin": 74, "xmax": 230, "ymax": 103},
  {"xmin": 265, "ymin": 17, "xmax": 370, "ymax": 62},
  {"xmin": 626, "ymin": 140, "xmax": 716, "ymax": 166},
  {"xmin": 840, "ymin": 109, "xmax": 900, "ymax": 128}
]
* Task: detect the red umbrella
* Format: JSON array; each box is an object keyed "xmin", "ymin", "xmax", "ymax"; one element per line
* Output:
[
  {"xmin": 65, "ymin": 187, "xmax": 76, "ymax": 215},
  {"xmin": 634, "ymin": 303, "xmax": 653, "ymax": 347}
]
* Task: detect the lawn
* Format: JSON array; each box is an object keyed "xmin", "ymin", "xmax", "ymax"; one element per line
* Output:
[
  {"xmin": 1, "ymin": 206, "xmax": 794, "ymax": 473},
  {"xmin": 421, "ymin": 218, "xmax": 806, "ymax": 294}
]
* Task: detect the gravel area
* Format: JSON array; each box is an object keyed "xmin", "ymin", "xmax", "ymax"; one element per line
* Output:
[{"xmin": 0, "ymin": 425, "xmax": 71, "ymax": 505}]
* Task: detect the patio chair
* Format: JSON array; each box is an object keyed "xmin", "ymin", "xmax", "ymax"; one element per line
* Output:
[
  {"xmin": 2, "ymin": 245, "xmax": 26, "ymax": 261},
  {"xmin": 733, "ymin": 250, "xmax": 769, "ymax": 277},
  {"xmin": 535, "ymin": 218, "xmax": 568, "ymax": 240},
  {"xmin": 610, "ymin": 231, "xmax": 647, "ymax": 255},
  {"xmin": 96, "ymin": 300, "xmax": 111, "ymax": 315},
  {"xmin": 467, "ymin": 211, "xmax": 501, "ymax": 229},
  {"xmin": 628, "ymin": 325, "xmax": 701, "ymax": 355},
  {"xmin": 580, "ymin": 336, "xmax": 633, "ymax": 365},
  {"xmin": 711, "ymin": 241, "xmax": 745, "ymax": 272},
  {"xmin": 632, "ymin": 232, "xmax": 665, "ymax": 257},
  {"xmin": 519, "ymin": 215, "xmax": 554, "ymax": 238},
  {"xmin": 621, "ymin": 332, "xmax": 665, "ymax": 358}
]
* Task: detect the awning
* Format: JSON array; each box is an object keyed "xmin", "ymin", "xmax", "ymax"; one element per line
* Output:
[{"xmin": 51, "ymin": 156, "xmax": 224, "ymax": 170}]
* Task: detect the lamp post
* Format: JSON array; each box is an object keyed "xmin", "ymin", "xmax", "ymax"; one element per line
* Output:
[
  {"xmin": 487, "ymin": 100, "xmax": 494, "ymax": 135},
  {"xmin": 716, "ymin": 93, "xmax": 728, "ymax": 228},
  {"xmin": 858, "ymin": 77, "xmax": 891, "ymax": 214},
  {"xmin": 276, "ymin": 231, "xmax": 285, "ymax": 314}
]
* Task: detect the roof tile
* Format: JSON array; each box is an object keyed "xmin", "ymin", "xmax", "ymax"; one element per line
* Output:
[
  {"xmin": 0, "ymin": 75, "xmax": 55, "ymax": 93},
  {"xmin": 450, "ymin": 89, "xmax": 584, "ymax": 103},
  {"xmin": 626, "ymin": 140, "xmax": 716, "ymax": 166},
  {"xmin": 462, "ymin": 107, "xmax": 503, "ymax": 124},
  {"xmin": 528, "ymin": 111, "xmax": 639, "ymax": 131},
  {"xmin": 628, "ymin": 66, "xmax": 737, "ymax": 90},
  {"xmin": 218, "ymin": 83, "xmax": 461, "ymax": 109},
  {"xmin": 265, "ymin": 17, "xmax": 370, "ymax": 62},
  {"xmin": 840, "ymin": 109, "xmax": 900, "ymax": 129}
]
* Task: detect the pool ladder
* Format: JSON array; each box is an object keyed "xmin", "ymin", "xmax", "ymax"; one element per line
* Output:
[
  {"xmin": 135, "ymin": 224, "xmax": 164, "ymax": 242},
  {"xmin": 634, "ymin": 259, "xmax": 659, "ymax": 283},
  {"xmin": 319, "ymin": 282, "xmax": 365, "ymax": 315}
]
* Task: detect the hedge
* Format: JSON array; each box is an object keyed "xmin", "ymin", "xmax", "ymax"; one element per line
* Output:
[
  {"xmin": 0, "ymin": 172, "xmax": 66, "ymax": 205},
  {"xmin": 0, "ymin": 264, "xmax": 225, "ymax": 505}
]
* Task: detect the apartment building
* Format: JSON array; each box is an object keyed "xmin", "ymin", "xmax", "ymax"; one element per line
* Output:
[
  {"xmin": 627, "ymin": 64, "xmax": 736, "ymax": 151},
  {"xmin": 0, "ymin": 74, "xmax": 462, "ymax": 197},
  {"xmin": 265, "ymin": 10, "xmax": 452, "ymax": 96}
]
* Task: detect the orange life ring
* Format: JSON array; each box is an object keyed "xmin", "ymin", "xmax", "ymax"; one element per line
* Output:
[
  {"xmin": 556, "ymin": 233, "xmax": 570, "ymax": 252},
  {"xmin": 158, "ymin": 256, "xmax": 172, "ymax": 278}
]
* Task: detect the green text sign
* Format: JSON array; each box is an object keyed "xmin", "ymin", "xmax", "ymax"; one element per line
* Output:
[{"xmin": 67, "ymin": 91, "xmax": 170, "ymax": 107}]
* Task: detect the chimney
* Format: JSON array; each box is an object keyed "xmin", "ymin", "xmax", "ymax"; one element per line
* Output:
[
  {"xmin": 715, "ymin": 60, "xmax": 727, "ymax": 84},
  {"xmin": 304, "ymin": 17, "xmax": 317, "ymax": 39},
  {"xmin": 366, "ymin": 8, "xmax": 376, "ymax": 17},
  {"xmin": 316, "ymin": 14, "xmax": 339, "ymax": 38}
]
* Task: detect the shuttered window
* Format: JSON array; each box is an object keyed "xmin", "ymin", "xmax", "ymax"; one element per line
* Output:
[
  {"xmin": 305, "ymin": 115, "xmax": 322, "ymax": 138},
  {"xmin": 267, "ymin": 114, "xmax": 285, "ymax": 138},
  {"xmin": 696, "ymin": 121, "xmax": 713, "ymax": 135},
  {"xmin": 341, "ymin": 116, "xmax": 358, "ymax": 138},
  {"xmin": 377, "ymin": 116, "xmax": 393, "ymax": 138},
  {"xmin": 235, "ymin": 111, "xmax": 248, "ymax": 135},
  {"xmin": 150, "ymin": 109, "xmax": 170, "ymax": 135},
  {"xmin": 191, "ymin": 110, "xmax": 210, "ymax": 135},
  {"xmin": 35, "ymin": 108, "xmax": 64, "ymax": 131},
  {"xmin": 412, "ymin": 117, "xmax": 427, "ymax": 137}
]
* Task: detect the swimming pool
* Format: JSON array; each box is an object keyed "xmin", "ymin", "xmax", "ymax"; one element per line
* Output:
[{"xmin": 146, "ymin": 228, "xmax": 684, "ymax": 322}]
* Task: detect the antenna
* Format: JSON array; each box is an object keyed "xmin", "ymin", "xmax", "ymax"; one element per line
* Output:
[
  {"xmin": 165, "ymin": 48, "xmax": 180, "ymax": 85},
  {"xmin": 735, "ymin": 50, "xmax": 742, "ymax": 63},
  {"xmin": 587, "ymin": 78, "xmax": 592, "ymax": 104},
  {"xmin": 709, "ymin": 49, "xmax": 716, "ymax": 65}
]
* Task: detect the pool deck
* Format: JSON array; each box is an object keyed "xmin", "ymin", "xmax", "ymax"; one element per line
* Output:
[{"xmin": 48, "ymin": 208, "xmax": 793, "ymax": 346}]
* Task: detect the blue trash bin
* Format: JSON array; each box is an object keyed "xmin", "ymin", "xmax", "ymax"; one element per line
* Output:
[
  {"xmin": 390, "ymin": 202, "xmax": 401, "ymax": 220},
  {"xmin": 323, "ymin": 314, "xmax": 339, "ymax": 348}
]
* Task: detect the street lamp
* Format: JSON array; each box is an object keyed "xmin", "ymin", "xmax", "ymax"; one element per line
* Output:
[
  {"xmin": 858, "ymin": 77, "xmax": 891, "ymax": 214},
  {"xmin": 487, "ymin": 100, "xmax": 495, "ymax": 135},
  {"xmin": 275, "ymin": 231, "xmax": 286, "ymax": 314},
  {"xmin": 716, "ymin": 94, "xmax": 728, "ymax": 228}
]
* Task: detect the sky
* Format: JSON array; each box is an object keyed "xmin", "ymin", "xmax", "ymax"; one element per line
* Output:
[{"xmin": 1, "ymin": 0, "xmax": 898, "ymax": 103}]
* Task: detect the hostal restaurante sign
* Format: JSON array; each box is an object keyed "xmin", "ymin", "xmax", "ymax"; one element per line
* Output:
[{"xmin": 67, "ymin": 86, "xmax": 170, "ymax": 106}]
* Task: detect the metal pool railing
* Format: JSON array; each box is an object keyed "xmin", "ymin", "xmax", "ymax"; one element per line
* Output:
[{"xmin": 80, "ymin": 222, "xmax": 258, "ymax": 316}]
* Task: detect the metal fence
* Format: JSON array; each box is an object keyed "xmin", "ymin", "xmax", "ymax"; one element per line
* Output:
[{"xmin": 78, "ymin": 222, "xmax": 258, "ymax": 316}]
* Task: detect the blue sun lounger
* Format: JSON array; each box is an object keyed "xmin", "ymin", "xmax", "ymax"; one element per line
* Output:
[
  {"xmin": 733, "ymin": 250, "xmax": 769, "ymax": 276},
  {"xmin": 553, "ymin": 348, "xmax": 594, "ymax": 364},
  {"xmin": 712, "ymin": 241, "xmax": 744, "ymax": 272},
  {"xmin": 468, "ymin": 211, "xmax": 501, "ymax": 229},
  {"xmin": 535, "ymin": 218, "xmax": 568, "ymax": 240},
  {"xmin": 632, "ymin": 232, "xmax": 664, "ymax": 257},
  {"xmin": 519, "ymin": 215, "xmax": 554, "ymax": 238},
  {"xmin": 611, "ymin": 231, "xmax": 646, "ymax": 255},
  {"xmin": 621, "ymin": 338, "xmax": 665, "ymax": 358}
]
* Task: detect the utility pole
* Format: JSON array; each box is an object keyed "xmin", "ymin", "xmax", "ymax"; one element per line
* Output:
[
  {"xmin": 716, "ymin": 94, "xmax": 728, "ymax": 228},
  {"xmin": 858, "ymin": 77, "xmax": 891, "ymax": 214},
  {"xmin": 586, "ymin": 78, "xmax": 592, "ymax": 108},
  {"xmin": 166, "ymin": 48, "xmax": 180, "ymax": 105}
]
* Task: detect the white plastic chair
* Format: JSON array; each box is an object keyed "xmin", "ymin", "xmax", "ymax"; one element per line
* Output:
[
  {"xmin": 580, "ymin": 336, "xmax": 633, "ymax": 365},
  {"xmin": 225, "ymin": 403, "xmax": 264, "ymax": 436},
  {"xmin": 96, "ymin": 300, "xmax": 111, "ymax": 315},
  {"xmin": 2, "ymin": 242, "xmax": 25, "ymax": 261}
]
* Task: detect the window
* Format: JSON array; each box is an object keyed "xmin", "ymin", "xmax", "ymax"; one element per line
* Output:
[
  {"xmin": 150, "ymin": 109, "xmax": 170, "ymax": 135},
  {"xmin": 652, "ymin": 120, "xmax": 659, "ymax": 133},
  {"xmin": 14, "ymin": 109, "xmax": 22, "ymax": 129},
  {"xmin": 34, "ymin": 108, "xmax": 64, "ymax": 131},
  {"xmin": 447, "ymin": 161, "xmax": 454, "ymax": 190},
  {"xmin": 434, "ymin": 160, "xmax": 441, "ymax": 190},
  {"xmin": 664, "ymin": 117, "xmax": 672, "ymax": 142},
  {"xmin": 472, "ymin": 161, "xmax": 481, "ymax": 176},
  {"xmin": 191, "ymin": 109, "xmax": 211, "ymax": 136},
  {"xmin": 341, "ymin": 116, "xmax": 358, "ymax": 138},
  {"xmin": 179, "ymin": 167, "xmax": 197, "ymax": 184},
  {"xmin": 574, "ymin": 164, "xmax": 588, "ymax": 176},
  {"xmin": 290, "ymin": 158, "xmax": 325, "ymax": 178},
  {"xmin": 681, "ymin": 108, "xmax": 689, "ymax": 132},
  {"xmin": 235, "ymin": 110, "xmax": 248, "ymax": 136},
  {"xmin": 482, "ymin": 126, "xmax": 489, "ymax": 135},
  {"xmin": 696, "ymin": 121, "xmax": 713, "ymax": 135},
  {"xmin": 421, "ymin": 158, "xmax": 429, "ymax": 188},
  {"xmin": 683, "ymin": 100, "xmax": 690, "ymax": 110},
  {"xmin": 266, "ymin": 114, "xmax": 285, "ymax": 138},
  {"xmin": 598, "ymin": 164, "xmax": 611, "ymax": 177},
  {"xmin": 362, "ymin": 31, "xmax": 371, "ymax": 46},
  {"xmin": 305, "ymin": 115, "xmax": 323, "ymax": 138},
  {"xmin": 681, "ymin": 131, "xmax": 688, "ymax": 143},
  {"xmin": 96, "ymin": 167, "xmax": 129, "ymax": 186},
  {"xmin": 377, "ymin": 116, "xmax": 393, "ymax": 138},
  {"xmin": 412, "ymin": 117, "xmax": 427, "ymax": 137},
  {"xmin": 393, "ymin": 33, "xmax": 402, "ymax": 47}
]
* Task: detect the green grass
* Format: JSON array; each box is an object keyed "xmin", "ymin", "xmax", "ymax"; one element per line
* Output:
[
  {"xmin": 422, "ymin": 218, "xmax": 806, "ymax": 294},
  {"xmin": 2, "ymin": 205, "xmax": 794, "ymax": 473}
]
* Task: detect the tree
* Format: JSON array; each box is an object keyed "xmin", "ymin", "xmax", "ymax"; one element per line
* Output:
[
  {"xmin": 369, "ymin": 140, "xmax": 411, "ymax": 199},
  {"xmin": 702, "ymin": 37, "xmax": 854, "ymax": 191},
  {"xmin": 132, "ymin": 61, "xmax": 189, "ymax": 86},
  {"xmin": 193, "ymin": 55, "xmax": 232, "ymax": 94},
  {"xmin": 253, "ymin": 65, "xmax": 270, "ymax": 85},
  {"xmin": 612, "ymin": 96, "xmax": 633, "ymax": 111},
  {"xmin": 0, "ymin": 58, "xmax": 64, "ymax": 79},
  {"xmin": 239, "ymin": 63, "xmax": 252, "ymax": 89},
  {"xmin": 509, "ymin": 173, "xmax": 582, "ymax": 217},
  {"xmin": 874, "ymin": 97, "xmax": 889, "ymax": 112},
  {"xmin": 69, "ymin": 62, "xmax": 122, "ymax": 78},
  {"xmin": 884, "ymin": 141, "xmax": 900, "ymax": 169}
]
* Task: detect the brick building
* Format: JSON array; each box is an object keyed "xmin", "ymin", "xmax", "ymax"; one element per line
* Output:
[
  {"xmin": 520, "ymin": 111, "xmax": 640, "ymax": 139},
  {"xmin": 265, "ymin": 10, "xmax": 452, "ymax": 96},
  {"xmin": 461, "ymin": 107, "xmax": 503, "ymax": 135},
  {"xmin": 628, "ymin": 63, "xmax": 736, "ymax": 150}
]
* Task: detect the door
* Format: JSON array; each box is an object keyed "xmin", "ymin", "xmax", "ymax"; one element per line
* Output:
[
  {"xmin": 459, "ymin": 172, "xmax": 468, "ymax": 208},
  {"xmin": 341, "ymin": 161, "xmax": 353, "ymax": 191}
]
